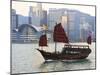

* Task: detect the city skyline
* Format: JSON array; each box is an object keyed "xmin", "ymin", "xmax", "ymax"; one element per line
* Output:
[{"xmin": 11, "ymin": 1, "xmax": 96, "ymax": 43}]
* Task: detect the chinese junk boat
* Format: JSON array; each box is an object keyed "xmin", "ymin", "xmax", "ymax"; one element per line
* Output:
[{"xmin": 37, "ymin": 23, "xmax": 92, "ymax": 60}]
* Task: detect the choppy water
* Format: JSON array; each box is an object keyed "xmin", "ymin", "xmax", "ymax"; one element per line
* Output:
[{"xmin": 11, "ymin": 43, "xmax": 96, "ymax": 74}]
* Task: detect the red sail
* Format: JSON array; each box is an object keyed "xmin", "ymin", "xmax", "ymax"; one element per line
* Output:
[
  {"xmin": 53, "ymin": 23, "xmax": 69, "ymax": 43},
  {"xmin": 39, "ymin": 34, "xmax": 48, "ymax": 46},
  {"xmin": 87, "ymin": 35, "xmax": 91, "ymax": 44}
]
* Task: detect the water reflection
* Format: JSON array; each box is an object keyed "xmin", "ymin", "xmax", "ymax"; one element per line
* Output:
[{"xmin": 39, "ymin": 59, "xmax": 92, "ymax": 72}]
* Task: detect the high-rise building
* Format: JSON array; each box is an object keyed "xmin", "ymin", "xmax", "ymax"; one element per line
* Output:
[
  {"xmin": 41, "ymin": 10, "xmax": 47, "ymax": 25},
  {"xmin": 11, "ymin": 9, "xmax": 19, "ymax": 42},
  {"xmin": 28, "ymin": 6, "xmax": 33, "ymax": 24},
  {"xmin": 11, "ymin": 9, "xmax": 18, "ymax": 30},
  {"xmin": 28, "ymin": 3, "xmax": 44, "ymax": 26},
  {"xmin": 48, "ymin": 8, "xmax": 62, "ymax": 30}
]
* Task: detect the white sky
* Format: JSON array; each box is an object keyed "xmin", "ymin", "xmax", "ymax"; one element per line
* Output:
[{"xmin": 12, "ymin": 1, "xmax": 95, "ymax": 16}]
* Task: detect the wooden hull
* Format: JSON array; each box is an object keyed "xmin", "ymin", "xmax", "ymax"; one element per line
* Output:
[{"xmin": 37, "ymin": 47, "xmax": 91, "ymax": 60}]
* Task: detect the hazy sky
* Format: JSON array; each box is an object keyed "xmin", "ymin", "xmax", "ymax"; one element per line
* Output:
[{"xmin": 12, "ymin": 1, "xmax": 95, "ymax": 16}]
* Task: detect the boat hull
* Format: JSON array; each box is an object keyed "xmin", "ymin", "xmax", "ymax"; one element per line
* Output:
[{"xmin": 37, "ymin": 47, "xmax": 91, "ymax": 60}]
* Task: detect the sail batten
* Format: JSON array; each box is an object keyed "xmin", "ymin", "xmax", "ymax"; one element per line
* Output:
[
  {"xmin": 39, "ymin": 34, "xmax": 48, "ymax": 46},
  {"xmin": 53, "ymin": 23, "xmax": 69, "ymax": 43}
]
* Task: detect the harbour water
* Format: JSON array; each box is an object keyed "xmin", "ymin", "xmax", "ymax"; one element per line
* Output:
[{"xmin": 11, "ymin": 42, "xmax": 96, "ymax": 74}]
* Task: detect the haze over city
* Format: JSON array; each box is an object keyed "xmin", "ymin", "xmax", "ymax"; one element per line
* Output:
[{"xmin": 12, "ymin": 1, "xmax": 95, "ymax": 16}]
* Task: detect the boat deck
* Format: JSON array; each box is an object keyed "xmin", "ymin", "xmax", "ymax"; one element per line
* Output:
[{"xmin": 64, "ymin": 44, "xmax": 89, "ymax": 49}]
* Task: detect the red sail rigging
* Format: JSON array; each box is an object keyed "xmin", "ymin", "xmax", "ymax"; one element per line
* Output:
[
  {"xmin": 39, "ymin": 34, "xmax": 48, "ymax": 46},
  {"xmin": 53, "ymin": 23, "xmax": 69, "ymax": 43},
  {"xmin": 87, "ymin": 35, "xmax": 91, "ymax": 45}
]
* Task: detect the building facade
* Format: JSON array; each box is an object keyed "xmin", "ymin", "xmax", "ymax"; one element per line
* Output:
[
  {"xmin": 11, "ymin": 9, "xmax": 17, "ymax": 30},
  {"xmin": 28, "ymin": 3, "xmax": 47, "ymax": 26},
  {"xmin": 47, "ymin": 8, "xmax": 94, "ymax": 42}
]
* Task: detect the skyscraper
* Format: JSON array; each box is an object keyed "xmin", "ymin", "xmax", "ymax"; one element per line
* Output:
[
  {"xmin": 29, "ymin": 6, "xmax": 33, "ymax": 24},
  {"xmin": 41, "ymin": 10, "xmax": 47, "ymax": 25},
  {"xmin": 11, "ymin": 9, "xmax": 17, "ymax": 30},
  {"xmin": 28, "ymin": 3, "xmax": 43, "ymax": 26}
]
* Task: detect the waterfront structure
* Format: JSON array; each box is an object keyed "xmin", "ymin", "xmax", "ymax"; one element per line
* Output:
[
  {"xmin": 12, "ymin": 24, "xmax": 41, "ymax": 43},
  {"xmin": 11, "ymin": 3, "xmax": 48, "ymax": 43},
  {"xmin": 11, "ymin": 9, "xmax": 30, "ymax": 42}
]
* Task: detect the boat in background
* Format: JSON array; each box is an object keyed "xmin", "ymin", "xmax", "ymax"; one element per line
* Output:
[{"xmin": 37, "ymin": 23, "xmax": 92, "ymax": 60}]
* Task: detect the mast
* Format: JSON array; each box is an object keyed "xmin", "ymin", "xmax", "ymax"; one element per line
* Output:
[
  {"xmin": 55, "ymin": 23, "xmax": 57, "ymax": 53},
  {"xmin": 67, "ymin": 13, "xmax": 69, "ymax": 41},
  {"xmin": 55, "ymin": 42, "xmax": 57, "ymax": 53}
]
